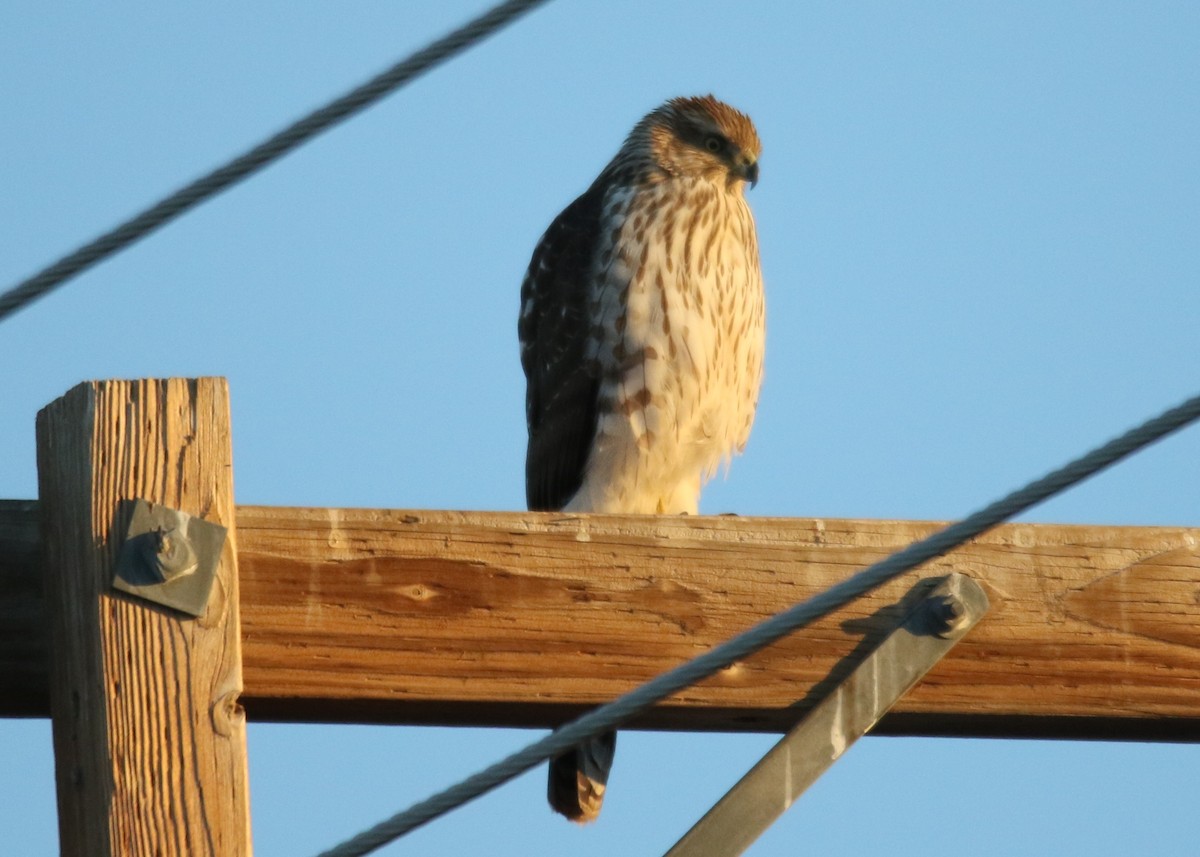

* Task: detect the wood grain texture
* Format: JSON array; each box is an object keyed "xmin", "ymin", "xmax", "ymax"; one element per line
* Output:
[
  {"xmin": 4, "ymin": 504, "xmax": 1198, "ymax": 739},
  {"xmin": 36, "ymin": 379, "xmax": 250, "ymax": 857},
  {"xmin": 229, "ymin": 508, "xmax": 1200, "ymax": 739}
]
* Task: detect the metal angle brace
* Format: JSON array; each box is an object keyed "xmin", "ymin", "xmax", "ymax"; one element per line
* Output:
[{"xmin": 663, "ymin": 572, "xmax": 990, "ymax": 857}]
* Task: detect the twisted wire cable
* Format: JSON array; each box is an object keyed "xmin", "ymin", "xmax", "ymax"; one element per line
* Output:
[
  {"xmin": 315, "ymin": 390, "xmax": 1200, "ymax": 857},
  {"xmin": 0, "ymin": 0, "xmax": 551, "ymax": 323}
]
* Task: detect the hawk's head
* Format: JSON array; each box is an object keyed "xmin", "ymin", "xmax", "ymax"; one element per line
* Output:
[{"xmin": 636, "ymin": 95, "xmax": 761, "ymax": 190}]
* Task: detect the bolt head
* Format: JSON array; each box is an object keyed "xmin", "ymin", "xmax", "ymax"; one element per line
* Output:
[
  {"xmin": 929, "ymin": 594, "xmax": 969, "ymax": 637},
  {"xmin": 140, "ymin": 526, "xmax": 198, "ymax": 582}
]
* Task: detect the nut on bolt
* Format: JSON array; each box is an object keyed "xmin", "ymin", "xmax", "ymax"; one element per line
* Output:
[
  {"xmin": 928, "ymin": 593, "xmax": 969, "ymax": 637},
  {"xmin": 140, "ymin": 525, "xmax": 199, "ymax": 582}
]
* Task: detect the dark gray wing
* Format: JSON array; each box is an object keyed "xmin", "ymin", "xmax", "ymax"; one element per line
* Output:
[{"xmin": 518, "ymin": 182, "xmax": 607, "ymax": 511}]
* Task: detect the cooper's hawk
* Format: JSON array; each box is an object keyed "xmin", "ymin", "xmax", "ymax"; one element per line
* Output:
[{"xmin": 518, "ymin": 95, "xmax": 765, "ymax": 822}]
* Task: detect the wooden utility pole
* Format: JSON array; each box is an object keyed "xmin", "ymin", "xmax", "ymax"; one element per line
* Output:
[{"xmin": 36, "ymin": 379, "xmax": 250, "ymax": 856}]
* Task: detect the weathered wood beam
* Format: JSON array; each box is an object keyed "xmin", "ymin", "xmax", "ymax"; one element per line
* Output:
[
  {"xmin": 0, "ymin": 500, "xmax": 42, "ymax": 717},
  {"xmin": 37, "ymin": 380, "xmax": 251, "ymax": 856},
  {"xmin": 2, "ymin": 504, "xmax": 1198, "ymax": 740}
]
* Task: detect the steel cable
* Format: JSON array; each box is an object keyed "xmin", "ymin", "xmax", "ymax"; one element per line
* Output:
[
  {"xmin": 314, "ymin": 390, "xmax": 1200, "ymax": 857},
  {"xmin": 0, "ymin": 0, "xmax": 551, "ymax": 323}
]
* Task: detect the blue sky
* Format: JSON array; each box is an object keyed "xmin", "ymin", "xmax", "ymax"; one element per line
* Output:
[{"xmin": 2, "ymin": 3, "xmax": 1198, "ymax": 854}]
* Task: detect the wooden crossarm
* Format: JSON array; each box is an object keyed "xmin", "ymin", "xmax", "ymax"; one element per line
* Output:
[{"xmin": 3, "ymin": 501, "xmax": 1198, "ymax": 739}]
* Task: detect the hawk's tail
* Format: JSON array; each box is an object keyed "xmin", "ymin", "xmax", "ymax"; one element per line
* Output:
[{"xmin": 547, "ymin": 731, "xmax": 617, "ymax": 823}]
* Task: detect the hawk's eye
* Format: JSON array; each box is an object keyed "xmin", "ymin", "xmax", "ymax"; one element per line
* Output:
[{"xmin": 704, "ymin": 135, "xmax": 723, "ymax": 153}]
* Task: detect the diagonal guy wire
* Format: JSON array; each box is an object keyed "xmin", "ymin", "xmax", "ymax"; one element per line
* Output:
[
  {"xmin": 314, "ymin": 390, "xmax": 1200, "ymax": 857},
  {"xmin": 0, "ymin": 0, "xmax": 551, "ymax": 324}
]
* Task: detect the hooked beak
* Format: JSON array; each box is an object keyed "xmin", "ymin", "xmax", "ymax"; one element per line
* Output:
[{"xmin": 737, "ymin": 157, "xmax": 759, "ymax": 189}]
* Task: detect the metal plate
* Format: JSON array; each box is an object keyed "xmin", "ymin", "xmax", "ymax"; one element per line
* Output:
[{"xmin": 113, "ymin": 499, "xmax": 227, "ymax": 617}]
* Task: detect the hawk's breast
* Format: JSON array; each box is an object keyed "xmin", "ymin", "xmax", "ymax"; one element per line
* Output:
[{"xmin": 569, "ymin": 177, "xmax": 765, "ymax": 514}]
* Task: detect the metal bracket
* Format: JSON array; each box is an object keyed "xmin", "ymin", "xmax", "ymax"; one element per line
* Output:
[
  {"xmin": 663, "ymin": 572, "xmax": 990, "ymax": 857},
  {"xmin": 113, "ymin": 499, "xmax": 227, "ymax": 617}
]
